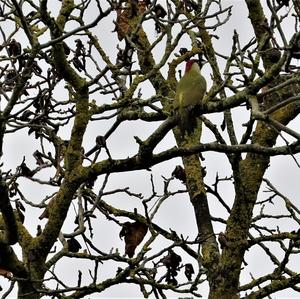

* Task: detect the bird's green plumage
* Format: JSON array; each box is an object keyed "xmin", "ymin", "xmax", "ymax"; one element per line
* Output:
[{"xmin": 175, "ymin": 61, "xmax": 207, "ymax": 136}]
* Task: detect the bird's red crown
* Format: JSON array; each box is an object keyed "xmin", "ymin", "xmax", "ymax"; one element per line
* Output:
[{"xmin": 185, "ymin": 59, "xmax": 199, "ymax": 73}]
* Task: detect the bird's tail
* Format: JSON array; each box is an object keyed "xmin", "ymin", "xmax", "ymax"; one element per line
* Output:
[{"xmin": 179, "ymin": 108, "xmax": 197, "ymax": 137}]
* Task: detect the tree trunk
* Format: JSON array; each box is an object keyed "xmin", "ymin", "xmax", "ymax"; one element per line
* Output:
[{"xmin": 18, "ymin": 282, "xmax": 41, "ymax": 299}]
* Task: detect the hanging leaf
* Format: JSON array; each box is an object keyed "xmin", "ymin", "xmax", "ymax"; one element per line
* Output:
[
  {"xmin": 39, "ymin": 197, "xmax": 55, "ymax": 219},
  {"xmin": 115, "ymin": 7, "xmax": 131, "ymax": 41},
  {"xmin": 20, "ymin": 110, "xmax": 34, "ymax": 121},
  {"xmin": 161, "ymin": 249, "xmax": 182, "ymax": 270},
  {"xmin": 114, "ymin": 1, "xmax": 148, "ymax": 41},
  {"xmin": 15, "ymin": 200, "xmax": 25, "ymax": 223},
  {"xmin": 138, "ymin": 1, "xmax": 148, "ymax": 14},
  {"xmin": 172, "ymin": 165, "xmax": 186, "ymax": 183},
  {"xmin": 119, "ymin": 221, "xmax": 148, "ymax": 258},
  {"xmin": 218, "ymin": 232, "xmax": 228, "ymax": 249},
  {"xmin": 33, "ymin": 150, "xmax": 45, "ymax": 166},
  {"xmin": 67, "ymin": 237, "xmax": 82, "ymax": 253},
  {"xmin": 184, "ymin": 263, "xmax": 195, "ymax": 281},
  {"xmin": 16, "ymin": 199, "xmax": 25, "ymax": 212},
  {"xmin": 160, "ymin": 249, "xmax": 182, "ymax": 285},
  {"xmin": 36, "ymin": 225, "xmax": 42, "ymax": 236},
  {"xmin": 153, "ymin": 4, "xmax": 167, "ymax": 18},
  {"xmin": 19, "ymin": 162, "xmax": 34, "ymax": 177},
  {"xmin": 7, "ymin": 39, "xmax": 21, "ymax": 57},
  {"xmin": 62, "ymin": 41, "xmax": 70, "ymax": 56}
]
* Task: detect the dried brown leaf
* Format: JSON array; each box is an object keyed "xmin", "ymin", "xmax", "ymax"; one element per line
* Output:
[
  {"xmin": 0, "ymin": 268, "xmax": 12, "ymax": 278},
  {"xmin": 119, "ymin": 221, "xmax": 148, "ymax": 258},
  {"xmin": 184, "ymin": 263, "xmax": 195, "ymax": 281}
]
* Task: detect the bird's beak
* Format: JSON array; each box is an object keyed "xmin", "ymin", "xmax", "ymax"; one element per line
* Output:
[{"xmin": 199, "ymin": 58, "xmax": 208, "ymax": 68}]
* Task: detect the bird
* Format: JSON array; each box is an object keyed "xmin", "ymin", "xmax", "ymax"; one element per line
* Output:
[{"xmin": 174, "ymin": 59, "xmax": 207, "ymax": 137}]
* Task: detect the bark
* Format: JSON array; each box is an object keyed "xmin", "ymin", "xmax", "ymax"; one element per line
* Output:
[{"xmin": 134, "ymin": 7, "xmax": 219, "ymax": 285}]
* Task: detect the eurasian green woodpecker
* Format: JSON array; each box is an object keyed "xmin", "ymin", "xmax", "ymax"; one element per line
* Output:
[{"xmin": 175, "ymin": 59, "xmax": 207, "ymax": 136}]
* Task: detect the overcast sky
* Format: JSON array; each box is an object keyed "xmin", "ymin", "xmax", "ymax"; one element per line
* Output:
[{"xmin": 1, "ymin": 0, "xmax": 300, "ymax": 298}]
